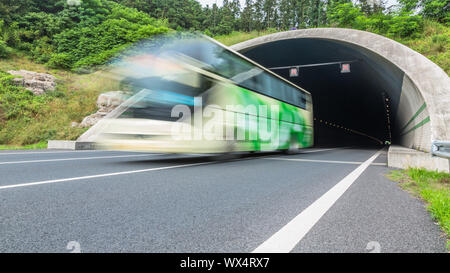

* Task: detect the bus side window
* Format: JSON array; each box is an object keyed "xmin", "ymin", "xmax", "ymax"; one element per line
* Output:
[
  {"xmin": 284, "ymin": 85, "xmax": 294, "ymax": 105},
  {"xmin": 255, "ymin": 73, "xmax": 271, "ymax": 97},
  {"xmin": 300, "ymin": 93, "xmax": 307, "ymax": 109},
  {"xmin": 242, "ymin": 75, "xmax": 259, "ymax": 92}
]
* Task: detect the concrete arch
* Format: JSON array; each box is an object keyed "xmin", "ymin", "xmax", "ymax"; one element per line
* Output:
[{"xmin": 231, "ymin": 28, "xmax": 449, "ymax": 152}]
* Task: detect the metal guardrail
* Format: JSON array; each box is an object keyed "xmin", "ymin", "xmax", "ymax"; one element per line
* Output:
[{"xmin": 431, "ymin": 141, "xmax": 450, "ymax": 159}]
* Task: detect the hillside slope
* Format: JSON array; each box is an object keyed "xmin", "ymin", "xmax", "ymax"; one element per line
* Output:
[{"xmin": 0, "ymin": 55, "xmax": 120, "ymax": 148}]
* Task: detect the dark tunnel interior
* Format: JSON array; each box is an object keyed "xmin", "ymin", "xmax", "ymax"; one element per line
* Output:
[{"xmin": 239, "ymin": 38, "xmax": 406, "ymax": 147}]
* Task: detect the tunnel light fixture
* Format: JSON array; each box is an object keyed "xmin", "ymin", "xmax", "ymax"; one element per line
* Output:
[{"xmin": 340, "ymin": 63, "xmax": 351, "ymax": 73}]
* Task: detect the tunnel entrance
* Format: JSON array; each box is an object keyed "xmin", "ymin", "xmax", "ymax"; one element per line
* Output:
[
  {"xmin": 238, "ymin": 38, "xmax": 404, "ymax": 147},
  {"xmin": 231, "ymin": 28, "xmax": 450, "ymax": 152}
]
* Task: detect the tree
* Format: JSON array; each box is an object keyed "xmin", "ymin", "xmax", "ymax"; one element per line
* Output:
[
  {"xmin": 294, "ymin": 0, "xmax": 308, "ymax": 28},
  {"xmin": 241, "ymin": 0, "xmax": 256, "ymax": 31},
  {"xmin": 0, "ymin": 0, "xmax": 34, "ymax": 23},
  {"xmin": 358, "ymin": 0, "xmax": 386, "ymax": 15},
  {"xmin": 254, "ymin": 0, "xmax": 265, "ymax": 30},
  {"xmin": 421, "ymin": 0, "xmax": 449, "ymax": 23},
  {"xmin": 279, "ymin": 0, "xmax": 295, "ymax": 29},
  {"xmin": 263, "ymin": 0, "xmax": 278, "ymax": 29},
  {"xmin": 398, "ymin": 0, "xmax": 449, "ymax": 23}
]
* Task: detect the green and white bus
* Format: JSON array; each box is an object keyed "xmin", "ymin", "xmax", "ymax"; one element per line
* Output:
[{"xmin": 94, "ymin": 35, "xmax": 313, "ymax": 154}]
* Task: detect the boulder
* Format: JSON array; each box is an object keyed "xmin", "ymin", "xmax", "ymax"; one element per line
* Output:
[
  {"xmin": 79, "ymin": 91, "xmax": 127, "ymax": 128},
  {"xmin": 96, "ymin": 91, "xmax": 127, "ymax": 112},
  {"xmin": 7, "ymin": 70, "xmax": 56, "ymax": 95},
  {"xmin": 80, "ymin": 113, "xmax": 105, "ymax": 128}
]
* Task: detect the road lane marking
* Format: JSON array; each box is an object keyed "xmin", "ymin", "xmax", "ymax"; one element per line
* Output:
[
  {"xmin": 253, "ymin": 149, "xmax": 383, "ymax": 253},
  {"xmin": 0, "ymin": 162, "xmax": 211, "ymax": 190},
  {"xmin": 0, "ymin": 154, "xmax": 161, "ymax": 165},
  {"xmin": 299, "ymin": 147, "xmax": 343, "ymax": 153},
  {"xmin": 265, "ymin": 157, "xmax": 386, "ymax": 166}
]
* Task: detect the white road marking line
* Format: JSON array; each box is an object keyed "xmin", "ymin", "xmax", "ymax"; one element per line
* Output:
[
  {"xmin": 0, "ymin": 162, "xmax": 211, "ymax": 190},
  {"xmin": 299, "ymin": 148, "xmax": 342, "ymax": 153},
  {"xmin": 0, "ymin": 154, "xmax": 160, "ymax": 165},
  {"xmin": 265, "ymin": 157, "xmax": 386, "ymax": 166},
  {"xmin": 253, "ymin": 149, "xmax": 383, "ymax": 253},
  {"xmin": 266, "ymin": 157, "xmax": 362, "ymax": 164}
]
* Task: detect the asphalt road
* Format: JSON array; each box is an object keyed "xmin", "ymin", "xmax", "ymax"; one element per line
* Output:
[{"xmin": 0, "ymin": 147, "xmax": 446, "ymax": 253}]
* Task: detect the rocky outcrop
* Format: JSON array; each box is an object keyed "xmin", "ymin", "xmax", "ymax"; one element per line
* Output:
[
  {"xmin": 79, "ymin": 91, "xmax": 127, "ymax": 128},
  {"xmin": 8, "ymin": 70, "xmax": 56, "ymax": 95}
]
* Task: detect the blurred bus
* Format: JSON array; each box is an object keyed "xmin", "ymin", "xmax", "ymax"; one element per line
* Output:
[{"xmin": 94, "ymin": 35, "xmax": 313, "ymax": 155}]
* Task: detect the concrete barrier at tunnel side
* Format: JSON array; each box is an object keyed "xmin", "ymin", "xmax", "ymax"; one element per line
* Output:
[{"xmin": 231, "ymin": 28, "xmax": 449, "ymax": 172}]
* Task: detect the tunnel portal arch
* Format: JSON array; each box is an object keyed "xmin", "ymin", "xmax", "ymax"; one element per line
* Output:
[{"xmin": 231, "ymin": 28, "xmax": 449, "ymax": 152}]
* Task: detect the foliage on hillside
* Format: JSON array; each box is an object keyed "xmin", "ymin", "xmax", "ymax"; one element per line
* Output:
[
  {"xmin": 111, "ymin": 0, "xmax": 448, "ymax": 36},
  {"xmin": 0, "ymin": 0, "xmax": 169, "ymax": 70},
  {"xmin": 398, "ymin": 20, "xmax": 450, "ymax": 74},
  {"xmin": 1, "ymin": 0, "xmax": 447, "ymax": 70}
]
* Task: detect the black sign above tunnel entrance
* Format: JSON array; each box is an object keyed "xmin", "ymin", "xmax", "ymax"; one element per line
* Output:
[{"xmin": 289, "ymin": 67, "xmax": 299, "ymax": 77}]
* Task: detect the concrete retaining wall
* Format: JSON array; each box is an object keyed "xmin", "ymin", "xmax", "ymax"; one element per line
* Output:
[
  {"xmin": 48, "ymin": 140, "xmax": 95, "ymax": 150},
  {"xmin": 388, "ymin": 145, "xmax": 449, "ymax": 173}
]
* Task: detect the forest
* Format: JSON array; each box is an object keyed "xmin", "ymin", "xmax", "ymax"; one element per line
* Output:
[{"xmin": 0, "ymin": 0, "xmax": 448, "ymax": 70}]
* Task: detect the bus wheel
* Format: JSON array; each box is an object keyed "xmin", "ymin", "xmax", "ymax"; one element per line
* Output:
[
  {"xmin": 284, "ymin": 135, "xmax": 299, "ymax": 155},
  {"xmin": 213, "ymin": 140, "xmax": 239, "ymax": 161}
]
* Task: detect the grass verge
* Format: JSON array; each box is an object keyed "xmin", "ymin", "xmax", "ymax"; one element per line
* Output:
[
  {"xmin": 387, "ymin": 168, "xmax": 450, "ymax": 250},
  {"xmin": 0, "ymin": 141, "xmax": 47, "ymax": 150}
]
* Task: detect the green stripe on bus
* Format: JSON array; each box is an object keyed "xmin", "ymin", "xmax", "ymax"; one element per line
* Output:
[
  {"xmin": 401, "ymin": 116, "xmax": 430, "ymax": 136},
  {"xmin": 400, "ymin": 103, "xmax": 427, "ymax": 133}
]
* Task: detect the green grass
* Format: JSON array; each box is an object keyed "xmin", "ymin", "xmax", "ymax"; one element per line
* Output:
[
  {"xmin": 387, "ymin": 168, "xmax": 450, "ymax": 250},
  {"xmin": 0, "ymin": 141, "xmax": 47, "ymax": 150},
  {"xmin": 214, "ymin": 29, "xmax": 279, "ymax": 46}
]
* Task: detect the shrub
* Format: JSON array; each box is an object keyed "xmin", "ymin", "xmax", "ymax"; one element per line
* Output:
[
  {"xmin": 0, "ymin": 71, "xmax": 47, "ymax": 120},
  {"xmin": 0, "ymin": 40, "xmax": 12, "ymax": 58},
  {"xmin": 328, "ymin": 3, "xmax": 363, "ymax": 28},
  {"xmin": 387, "ymin": 13, "xmax": 423, "ymax": 38},
  {"xmin": 53, "ymin": 17, "xmax": 169, "ymax": 69},
  {"xmin": 48, "ymin": 52, "xmax": 75, "ymax": 69},
  {"xmin": 0, "ymin": 0, "xmax": 170, "ymax": 70}
]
